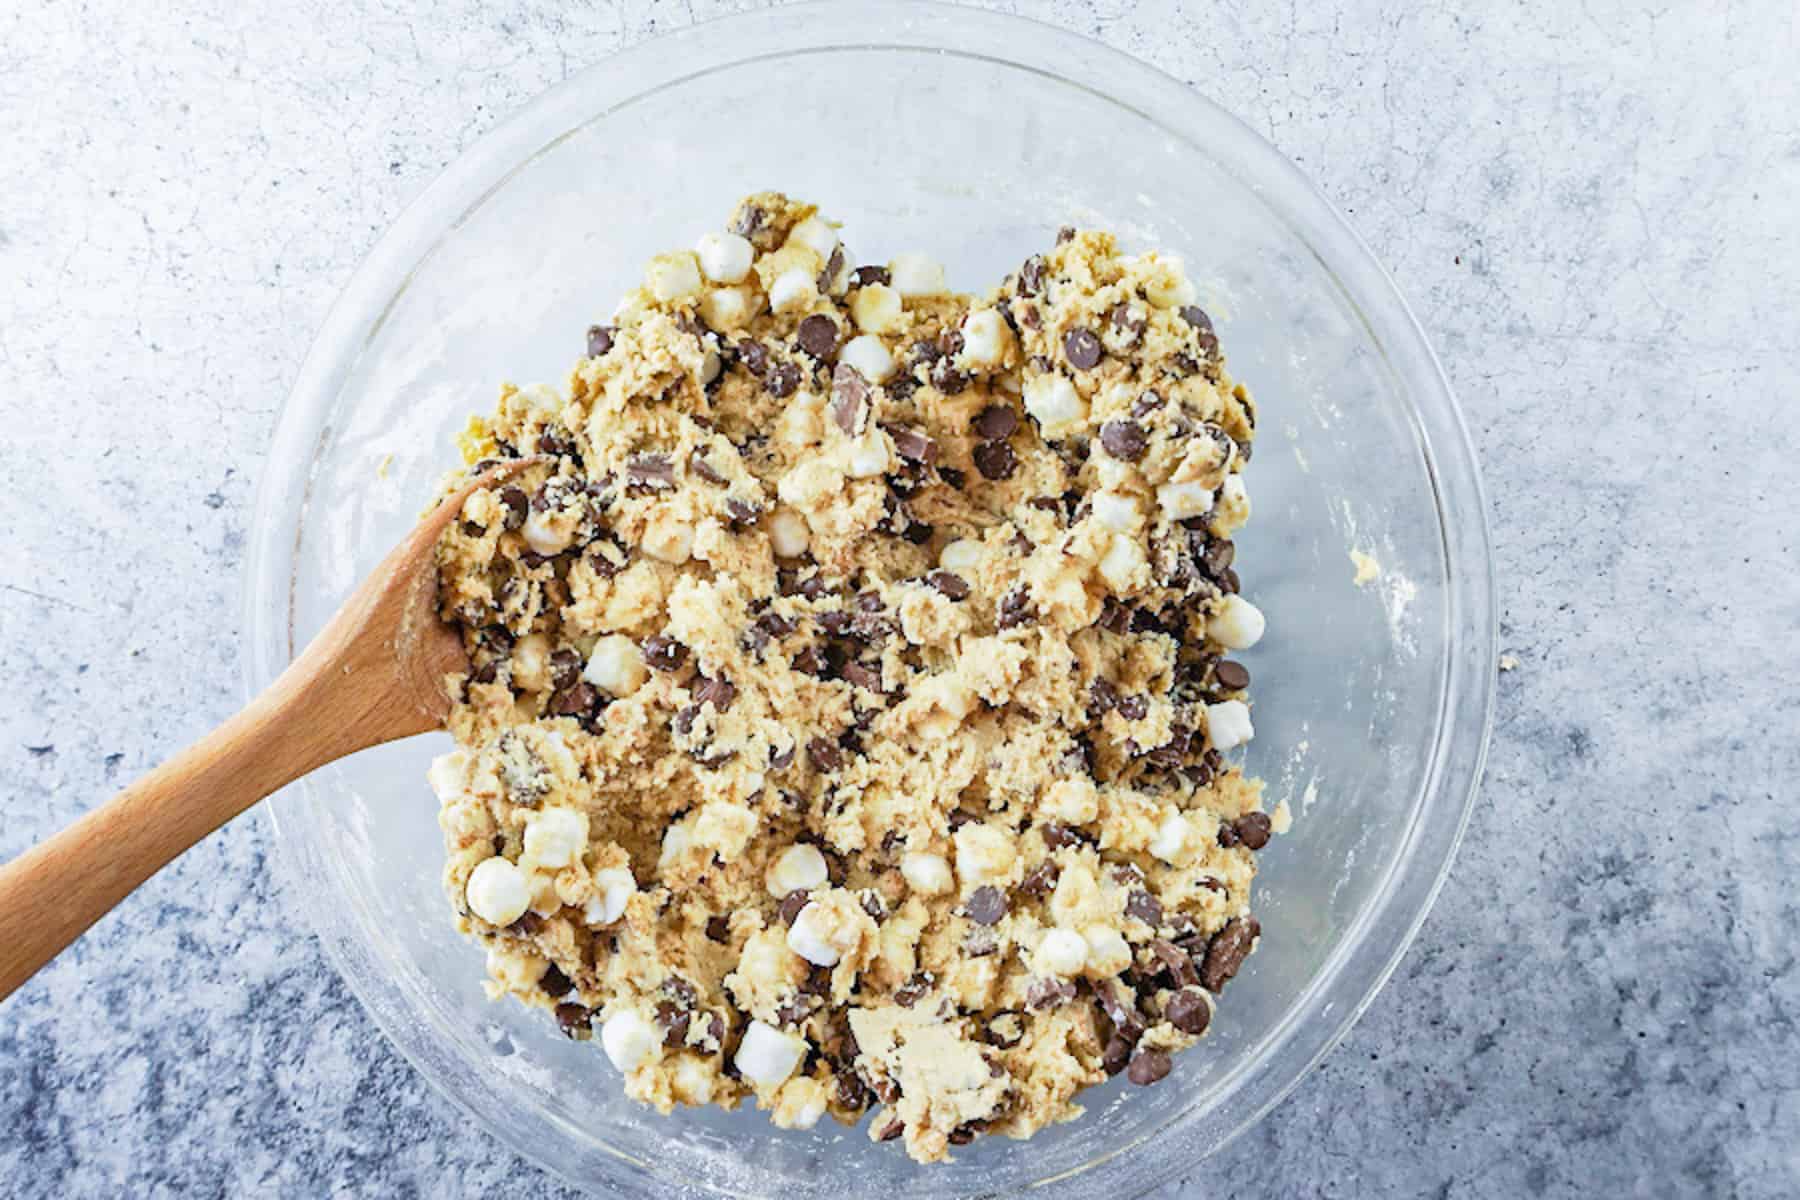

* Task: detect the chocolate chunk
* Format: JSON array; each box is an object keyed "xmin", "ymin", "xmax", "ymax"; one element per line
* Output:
[
  {"xmin": 1166, "ymin": 987, "xmax": 1212, "ymax": 1035},
  {"xmin": 791, "ymin": 645, "xmax": 830, "ymax": 677},
  {"xmin": 1087, "ymin": 677, "xmax": 1119, "ymax": 714},
  {"xmin": 885, "ymin": 423, "xmax": 938, "ymax": 464},
  {"xmin": 554, "ymin": 1003, "xmax": 593, "ymax": 1039},
  {"xmin": 730, "ymin": 203, "xmax": 766, "ymax": 239},
  {"xmin": 1018, "ymin": 255, "xmax": 1046, "ymax": 296},
  {"xmin": 693, "ymin": 674, "xmax": 737, "ymax": 712},
  {"xmin": 963, "ymin": 886, "xmax": 1008, "ymax": 926},
  {"xmin": 766, "ymin": 361, "xmax": 801, "ymax": 398},
  {"xmin": 1234, "ymin": 811, "xmax": 1273, "ymax": 850},
  {"xmin": 1108, "ymin": 301, "xmax": 1147, "ymax": 346},
  {"xmin": 507, "ymin": 911, "xmax": 543, "ymax": 936},
  {"xmin": 688, "ymin": 449, "xmax": 728, "ymax": 487},
  {"xmin": 538, "ymin": 963, "xmax": 573, "ymax": 997},
  {"xmin": 1024, "ymin": 978, "xmax": 1077, "ymax": 1012},
  {"xmin": 778, "ymin": 889, "xmax": 811, "ymax": 925},
  {"xmin": 835, "ymin": 1072, "xmax": 872, "ymax": 1112},
  {"xmin": 807, "ymin": 737, "xmax": 843, "ymax": 772},
  {"xmin": 737, "ymin": 339, "xmax": 769, "ymax": 377},
  {"xmin": 1131, "ymin": 390, "xmax": 1164, "ymax": 419},
  {"xmin": 1094, "ymin": 978, "xmax": 1146, "ymax": 1044},
  {"xmin": 840, "ymin": 661, "xmax": 884, "ymax": 692},
  {"xmin": 1099, "ymin": 418, "xmax": 1148, "ymax": 462},
  {"xmin": 1102, "ymin": 1035, "xmax": 1133, "ymax": 1077},
  {"xmin": 1040, "ymin": 822, "xmax": 1085, "ymax": 850},
  {"xmin": 725, "ymin": 497, "xmax": 763, "ymax": 525},
  {"xmin": 548, "ymin": 682, "xmax": 599, "ymax": 718},
  {"xmin": 973, "ymin": 404, "xmax": 1020, "ymax": 440},
  {"xmin": 1180, "ymin": 305, "xmax": 1220, "ymax": 356},
  {"xmin": 1200, "ymin": 917, "xmax": 1259, "ymax": 992},
  {"xmin": 1202, "ymin": 538, "xmax": 1236, "ymax": 577},
  {"xmin": 851, "ymin": 265, "xmax": 890, "ymax": 288},
  {"xmin": 878, "ymin": 1119, "xmax": 905, "ymax": 1142},
  {"xmin": 549, "ymin": 648, "xmax": 583, "ymax": 691},
  {"xmin": 626, "ymin": 453, "xmax": 675, "ymax": 492},
  {"xmin": 797, "ymin": 314, "xmax": 840, "ymax": 361},
  {"xmin": 894, "ymin": 973, "xmax": 933, "ymax": 1008},
  {"xmin": 497, "ymin": 486, "xmax": 529, "ymax": 531},
  {"xmin": 1125, "ymin": 890, "xmax": 1164, "ymax": 928},
  {"xmin": 1151, "ymin": 938, "xmax": 1201, "ymax": 988},
  {"xmin": 585, "ymin": 325, "xmax": 615, "ymax": 358},
  {"xmin": 1096, "ymin": 599, "xmax": 1131, "ymax": 634},
  {"xmin": 929, "ymin": 358, "xmax": 969, "ymax": 395},
  {"xmin": 926, "ymin": 570, "xmax": 970, "ymax": 601},
  {"xmin": 974, "ymin": 439, "xmax": 1017, "ymax": 481},
  {"xmin": 1062, "ymin": 328, "xmax": 1102, "ymax": 370},
  {"xmin": 830, "ymin": 364, "xmax": 870, "ymax": 435},
  {"xmin": 769, "ymin": 742, "xmax": 796, "ymax": 770},
  {"xmin": 655, "ymin": 1001, "xmax": 691, "ymax": 1046},
  {"xmin": 818, "ymin": 246, "xmax": 844, "ymax": 292},
  {"xmin": 1016, "ymin": 860, "xmax": 1060, "ymax": 899},
  {"xmin": 1127, "ymin": 1047, "xmax": 1172, "ymax": 1086},
  {"xmin": 997, "ymin": 586, "xmax": 1035, "ymax": 629},
  {"xmin": 984, "ymin": 1012, "xmax": 1025, "ymax": 1049},
  {"xmin": 536, "ymin": 428, "xmax": 578, "ymax": 459},
  {"xmin": 705, "ymin": 915, "xmax": 731, "ymax": 943},
  {"xmin": 1116, "ymin": 694, "xmax": 1149, "ymax": 722},
  {"xmin": 937, "ymin": 465, "xmax": 967, "ymax": 489},
  {"xmin": 642, "ymin": 635, "xmax": 688, "ymax": 672}
]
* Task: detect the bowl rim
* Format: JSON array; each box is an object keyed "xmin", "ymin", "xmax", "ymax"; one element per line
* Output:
[{"xmin": 242, "ymin": 2, "xmax": 1496, "ymax": 1195}]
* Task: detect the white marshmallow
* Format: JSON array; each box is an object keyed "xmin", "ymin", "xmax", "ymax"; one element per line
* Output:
[
  {"xmin": 1218, "ymin": 473, "xmax": 1251, "ymax": 526},
  {"xmin": 699, "ymin": 286, "xmax": 752, "ymax": 332},
  {"xmin": 1209, "ymin": 595, "xmax": 1266, "ymax": 650},
  {"xmin": 583, "ymin": 634, "xmax": 648, "ymax": 696},
  {"xmin": 768, "ymin": 268, "xmax": 817, "ymax": 314},
  {"xmin": 1141, "ymin": 255, "xmax": 1198, "ymax": 309},
  {"xmin": 1083, "ymin": 925, "xmax": 1132, "ymax": 975},
  {"xmin": 1157, "ymin": 480, "xmax": 1216, "ymax": 521},
  {"xmin": 641, "ymin": 514, "xmax": 694, "ymax": 564},
  {"xmin": 849, "ymin": 283, "xmax": 904, "ymax": 333},
  {"xmin": 939, "ymin": 539, "xmax": 983, "ymax": 573},
  {"xmin": 1024, "ymin": 374, "xmax": 1086, "ymax": 436},
  {"xmin": 845, "ymin": 430, "xmax": 891, "ymax": 479},
  {"xmin": 659, "ymin": 821, "xmax": 692, "ymax": 870},
  {"xmin": 1090, "ymin": 491, "xmax": 1141, "ymax": 533},
  {"xmin": 674, "ymin": 1056, "xmax": 717, "ymax": 1104},
  {"xmin": 735, "ymin": 1019, "xmax": 806, "ymax": 1088},
  {"xmin": 788, "ymin": 215, "xmax": 839, "ymax": 260},
  {"xmin": 765, "ymin": 843, "xmax": 830, "ymax": 898},
  {"xmin": 600, "ymin": 1010, "xmax": 659, "ymax": 1072},
  {"xmin": 1035, "ymin": 929, "xmax": 1089, "ymax": 977},
  {"xmin": 957, "ymin": 308, "xmax": 1010, "ymax": 368},
  {"xmin": 1097, "ymin": 532, "xmax": 1149, "ymax": 594},
  {"xmin": 695, "ymin": 231, "xmax": 753, "ymax": 284},
  {"xmin": 786, "ymin": 901, "xmax": 843, "ymax": 967},
  {"xmin": 769, "ymin": 508, "xmax": 810, "ymax": 558},
  {"xmin": 954, "ymin": 823, "xmax": 1015, "ymax": 888},
  {"xmin": 1205, "ymin": 699, "xmax": 1255, "ymax": 752},
  {"xmin": 900, "ymin": 852, "xmax": 954, "ymax": 897},
  {"xmin": 839, "ymin": 335, "xmax": 894, "ymax": 384},
  {"xmin": 888, "ymin": 252, "xmax": 946, "ymax": 298},
  {"xmin": 1148, "ymin": 813, "xmax": 1193, "ymax": 864},
  {"xmin": 523, "ymin": 807, "xmax": 588, "ymax": 870},
  {"xmin": 516, "ymin": 382, "xmax": 564, "ymax": 416},
  {"xmin": 465, "ymin": 857, "xmax": 530, "ymax": 926},
  {"xmin": 646, "ymin": 252, "xmax": 703, "ymax": 302},
  {"xmin": 585, "ymin": 867, "xmax": 636, "ymax": 926},
  {"xmin": 520, "ymin": 510, "xmax": 573, "ymax": 556},
  {"xmin": 785, "ymin": 1086, "xmax": 828, "ymax": 1130},
  {"xmin": 427, "ymin": 750, "xmax": 469, "ymax": 803}
]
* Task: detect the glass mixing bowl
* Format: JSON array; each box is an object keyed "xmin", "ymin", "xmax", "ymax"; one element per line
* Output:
[{"xmin": 242, "ymin": 3, "xmax": 1495, "ymax": 1196}]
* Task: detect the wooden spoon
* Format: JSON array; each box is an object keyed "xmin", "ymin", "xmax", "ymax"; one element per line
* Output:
[{"xmin": 0, "ymin": 460, "xmax": 534, "ymax": 1003}]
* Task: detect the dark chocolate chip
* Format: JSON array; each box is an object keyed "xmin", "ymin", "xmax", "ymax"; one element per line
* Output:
[
  {"xmin": 830, "ymin": 363, "xmax": 870, "ymax": 435},
  {"xmin": 766, "ymin": 361, "xmax": 801, "ymax": 398},
  {"xmin": 778, "ymin": 889, "xmax": 811, "ymax": 925},
  {"xmin": 807, "ymin": 737, "xmax": 843, "ymax": 772},
  {"xmin": 840, "ymin": 661, "xmax": 884, "ymax": 692},
  {"xmin": 554, "ymin": 1003, "xmax": 593, "ymax": 1039},
  {"xmin": 927, "ymin": 570, "xmax": 970, "ymax": 601},
  {"xmin": 737, "ymin": 339, "xmax": 770, "ymax": 377},
  {"xmin": 1087, "ymin": 677, "xmax": 1119, "ymax": 715},
  {"xmin": 1234, "ymin": 811, "xmax": 1273, "ymax": 851},
  {"xmin": 626, "ymin": 453, "xmax": 675, "ymax": 492},
  {"xmin": 538, "ymin": 963, "xmax": 573, "ymax": 997},
  {"xmin": 1214, "ymin": 660, "xmax": 1251, "ymax": 691},
  {"xmin": 1016, "ymin": 860, "xmax": 1060, "ymax": 899},
  {"xmin": 1127, "ymin": 1047, "xmax": 1172, "ymax": 1086},
  {"xmin": 642, "ymin": 635, "xmax": 688, "ymax": 672},
  {"xmin": 1180, "ymin": 305, "xmax": 1221, "ymax": 356},
  {"xmin": 725, "ymin": 497, "xmax": 764, "ymax": 525},
  {"xmin": 1116, "ymin": 694, "xmax": 1149, "ymax": 722},
  {"xmin": 1131, "ymin": 390, "xmax": 1164, "ymax": 419},
  {"xmin": 998, "ymin": 585, "xmax": 1034, "ymax": 628},
  {"xmin": 1125, "ymin": 890, "xmax": 1164, "ymax": 928},
  {"xmin": 585, "ymin": 325, "xmax": 615, "ymax": 358},
  {"xmin": 797, "ymin": 314, "xmax": 840, "ymax": 360},
  {"xmin": 973, "ymin": 404, "xmax": 1020, "ymax": 440},
  {"xmin": 693, "ymin": 673, "xmax": 737, "ymax": 712},
  {"xmin": 1151, "ymin": 938, "xmax": 1201, "ymax": 988},
  {"xmin": 548, "ymin": 682, "xmax": 600, "ymax": 718},
  {"xmin": 705, "ymin": 915, "xmax": 731, "ymax": 943},
  {"xmin": 1200, "ymin": 917, "xmax": 1260, "ymax": 992},
  {"xmin": 963, "ymin": 886, "xmax": 1008, "ymax": 926},
  {"xmin": 689, "ymin": 449, "xmax": 728, "ymax": 486},
  {"xmin": 497, "ymin": 486, "xmax": 529, "ymax": 530},
  {"xmin": 851, "ymin": 265, "xmax": 890, "ymax": 288},
  {"xmin": 1102, "ymin": 1035, "xmax": 1133, "ymax": 1076},
  {"xmin": 1024, "ymin": 978, "xmax": 1077, "ymax": 1011},
  {"xmin": 1166, "ymin": 987, "xmax": 1212, "ymax": 1035},
  {"xmin": 937, "ymin": 465, "xmax": 967, "ymax": 489},
  {"xmin": 1062, "ymin": 328, "xmax": 1102, "ymax": 370},
  {"xmin": 885, "ymin": 424, "xmax": 938, "ymax": 464},
  {"xmin": 817, "ymin": 246, "xmax": 844, "ymax": 292},
  {"xmin": 549, "ymin": 648, "xmax": 583, "ymax": 691},
  {"xmin": 973, "ymin": 440, "xmax": 1017, "ymax": 481},
  {"xmin": 1018, "ymin": 255, "xmax": 1046, "ymax": 296},
  {"xmin": 1099, "ymin": 418, "xmax": 1148, "ymax": 462}
]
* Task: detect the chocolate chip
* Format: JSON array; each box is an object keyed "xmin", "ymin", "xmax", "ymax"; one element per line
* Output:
[
  {"xmin": 1099, "ymin": 418, "xmax": 1148, "ymax": 462},
  {"xmin": 766, "ymin": 361, "xmax": 801, "ymax": 398},
  {"xmin": 737, "ymin": 339, "xmax": 769, "ymax": 377},
  {"xmin": 1180, "ymin": 305, "xmax": 1220, "ymax": 356},
  {"xmin": 554, "ymin": 1003, "xmax": 593, "ymax": 1039},
  {"xmin": 1096, "ymin": 599, "xmax": 1131, "ymax": 634},
  {"xmin": 840, "ymin": 661, "xmax": 884, "ymax": 692},
  {"xmin": 585, "ymin": 325, "xmax": 615, "ymax": 358},
  {"xmin": 1151, "ymin": 938, "xmax": 1201, "ymax": 988},
  {"xmin": 937, "ymin": 465, "xmax": 966, "ymax": 489},
  {"xmin": 549, "ymin": 649, "xmax": 583, "ymax": 691},
  {"xmin": 851, "ymin": 265, "xmax": 890, "ymax": 288},
  {"xmin": 998, "ymin": 586, "xmax": 1034, "ymax": 629},
  {"xmin": 688, "ymin": 449, "xmax": 728, "ymax": 487},
  {"xmin": 817, "ymin": 246, "xmax": 844, "ymax": 292},
  {"xmin": 1166, "ymin": 987, "xmax": 1211, "ymax": 1035},
  {"xmin": 1024, "ymin": 978, "xmax": 1077, "ymax": 1011},
  {"xmin": 725, "ymin": 498, "xmax": 763, "ymax": 525},
  {"xmin": 1131, "ymin": 390, "xmax": 1164, "ymax": 419},
  {"xmin": 963, "ymin": 886, "xmax": 1007, "ymax": 926},
  {"xmin": 538, "ymin": 963, "xmax": 573, "ymax": 997},
  {"xmin": 984, "ymin": 1012, "xmax": 1025, "ymax": 1049},
  {"xmin": 878, "ymin": 1119, "xmax": 905, "ymax": 1142},
  {"xmin": 791, "ymin": 645, "xmax": 830, "ymax": 677},
  {"xmin": 929, "ymin": 358, "xmax": 970, "ymax": 395},
  {"xmin": 693, "ymin": 673, "xmax": 737, "ymax": 712},
  {"xmin": 926, "ymin": 570, "xmax": 970, "ymax": 601},
  {"xmin": 894, "ymin": 973, "xmax": 933, "ymax": 1008},
  {"xmin": 973, "ymin": 440, "xmax": 1017, "ymax": 481},
  {"xmin": 769, "ymin": 742, "xmax": 796, "ymax": 770},
  {"xmin": 830, "ymin": 363, "xmax": 870, "ymax": 435},
  {"xmin": 1114, "ymin": 693, "xmax": 1148, "ymax": 722},
  {"xmin": 1201, "ymin": 917, "xmax": 1259, "ymax": 992},
  {"xmin": 655, "ymin": 1001, "xmax": 691, "ymax": 1046},
  {"xmin": 1127, "ymin": 1047, "xmax": 1171, "ymax": 1086},
  {"xmin": 1202, "ymin": 538, "xmax": 1236, "ymax": 577},
  {"xmin": 835, "ymin": 1072, "xmax": 872, "ymax": 1112},
  {"xmin": 947, "ymin": 1124, "xmax": 978, "ymax": 1146},
  {"xmin": 730, "ymin": 203, "xmax": 766, "ymax": 239},
  {"xmin": 1018, "ymin": 255, "xmax": 1046, "ymax": 296},
  {"xmin": 1214, "ymin": 660, "xmax": 1251, "ymax": 691},
  {"xmin": 705, "ymin": 915, "xmax": 731, "ymax": 943},
  {"xmin": 626, "ymin": 453, "xmax": 675, "ymax": 492},
  {"xmin": 885, "ymin": 423, "xmax": 937, "ymax": 464},
  {"xmin": 973, "ymin": 404, "xmax": 1019, "ymax": 440},
  {"xmin": 497, "ymin": 486, "xmax": 529, "ymax": 530},
  {"xmin": 536, "ymin": 428, "xmax": 578, "ymax": 459},
  {"xmin": 548, "ymin": 682, "xmax": 599, "ymax": 718},
  {"xmin": 1234, "ymin": 811, "xmax": 1273, "ymax": 851},
  {"xmin": 797, "ymin": 314, "xmax": 840, "ymax": 360},
  {"xmin": 1102, "ymin": 1035, "xmax": 1133, "ymax": 1076},
  {"xmin": 807, "ymin": 737, "xmax": 842, "ymax": 772},
  {"xmin": 642, "ymin": 635, "xmax": 688, "ymax": 672},
  {"xmin": 1125, "ymin": 890, "xmax": 1163, "ymax": 928},
  {"xmin": 1062, "ymin": 328, "xmax": 1102, "ymax": 370},
  {"xmin": 778, "ymin": 889, "xmax": 811, "ymax": 925},
  {"xmin": 1016, "ymin": 860, "xmax": 1060, "ymax": 899},
  {"xmin": 1108, "ymin": 301, "xmax": 1146, "ymax": 346},
  {"xmin": 1217, "ymin": 821, "xmax": 1241, "ymax": 849}
]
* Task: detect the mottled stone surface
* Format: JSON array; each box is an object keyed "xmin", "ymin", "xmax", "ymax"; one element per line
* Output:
[{"xmin": 1, "ymin": 1, "xmax": 1796, "ymax": 1196}]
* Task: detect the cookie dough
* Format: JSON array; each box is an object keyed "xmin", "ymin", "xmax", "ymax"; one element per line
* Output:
[{"xmin": 426, "ymin": 194, "xmax": 1274, "ymax": 1163}]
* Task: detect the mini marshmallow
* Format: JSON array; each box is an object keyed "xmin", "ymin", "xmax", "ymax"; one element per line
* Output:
[
  {"xmin": 735, "ymin": 1019, "xmax": 806, "ymax": 1088},
  {"xmin": 516, "ymin": 382, "xmax": 564, "ymax": 416},
  {"xmin": 1141, "ymin": 255, "xmax": 1198, "ymax": 309},
  {"xmin": 659, "ymin": 821, "xmax": 692, "ymax": 870},
  {"xmin": 957, "ymin": 308, "xmax": 1010, "ymax": 368},
  {"xmin": 427, "ymin": 750, "xmax": 469, "ymax": 803},
  {"xmin": 888, "ymin": 252, "xmax": 946, "ymax": 298},
  {"xmin": 699, "ymin": 286, "xmax": 752, "ymax": 332},
  {"xmin": 1090, "ymin": 491, "xmax": 1141, "ymax": 533},
  {"xmin": 939, "ymin": 539, "xmax": 983, "ymax": 573},
  {"xmin": 674, "ymin": 1056, "xmax": 716, "ymax": 1104},
  {"xmin": 769, "ymin": 508, "xmax": 810, "ymax": 558},
  {"xmin": 1157, "ymin": 480, "xmax": 1216, "ymax": 521},
  {"xmin": 768, "ymin": 268, "xmax": 817, "ymax": 314},
  {"xmin": 1097, "ymin": 532, "xmax": 1149, "ymax": 594},
  {"xmin": 788, "ymin": 215, "xmax": 839, "ymax": 260},
  {"xmin": 520, "ymin": 510, "xmax": 574, "ymax": 556},
  {"xmin": 839, "ymin": 334, "xmax": 895, "ymax": 384},
  {"xmin": 465, "ymin": 856, "xmax": 530, "ymax": 926},
  {"xmin": 1036, "ymin": 929, "xmax": 1089, "ymax": 977},
  {"xmin": 584, "ymin": 634, "xmax": 648, "ymax": 696},
  {"xmin": 586, "ymin": 867, "xmax": 636, "ymax": 926},
  {"xmin": 1205, "ymin": 699, "xmax": 1255, "ymax": 752},
  {"xmin": 901, "ymin": 852, "xmax": 954, "ymax": 897},
  {"xmin": 695, "ymin": 231, "xmax": 754, "ymax": 284},
  {"xmin": 954, "ymin": 823, "xmax": 1015, "ymax": 888},
  {"xmin": 1083, "ymin": 925, "xmax": 1133, "ymax": 975},
  {"xmin": 783, "ymin": 1085, "xmax": 828, "ymax": 1130},
  {"xmin": 641, "ymin": 514, "xmax": 694, "ymax": 564},
  {"xmin": 845, "ymin": 430, "xmax": 891, "ymax": 479},
  {"xmin": 1024, "ymin": 374, "xmax": 1086, "ymax": 436},
  {"xmin": 849, "ymin": 283, "xmax": 904, "ymax": 333},
  {"xmin": 786, "ymin": 901, "xmax": 842, "ymax": 967},
  {"xmin": 765, "ymin": 843, "xmax": 829, "ymax": 898},
  {"xmin": 1217, "ymin": 473, "xmax": 1251, "ymax": 526},
  {"xmin": 646, "ymin": 252, "xmax": 703, "ymax": 302},
  {"xmin": 523, "ymin": 807, "xmax": 588, "ymax": 870},
  {"xmin": 1209, "ymin": 595, "xmax": 1266, "ymax": 650},
  {"xmin": 601, "ymin": 1010, "xmax": 659, "ymax": 1072},
  {"xmin": 1148, "ymin": 813, "xmax": 1193, "ymax": 864},
  {"xmin": 511, "ymin": 632, "xmax": 552, "ymax": 692}
]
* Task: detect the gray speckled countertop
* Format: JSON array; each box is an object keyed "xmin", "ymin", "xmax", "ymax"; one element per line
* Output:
[{"xmin": 3, "ymin": 0, "xmax": 1797, "ymax": 1196}]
